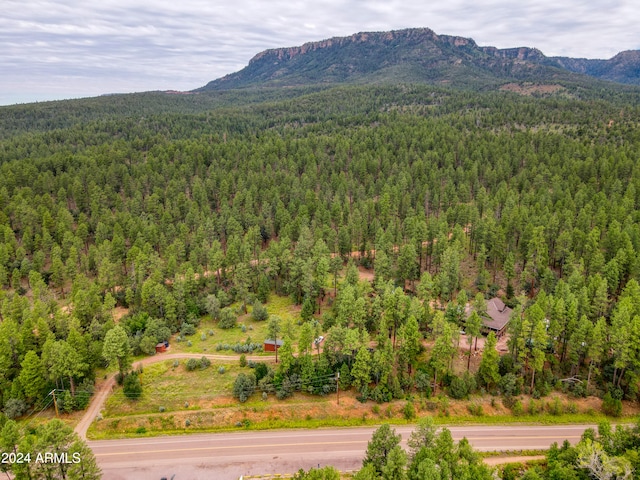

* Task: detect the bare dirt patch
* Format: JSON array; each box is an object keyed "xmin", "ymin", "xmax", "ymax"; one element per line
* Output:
[
  {"xmin": 499, "ymin": 83, "xmax": 565, "ymax": 96},
  {"xmin": 112, "ymin": 306, "xmax": 129, "ymax": 322},
  {"xmin": 357, "ymin": 266, "xmax": 375, "ymax": 282}
]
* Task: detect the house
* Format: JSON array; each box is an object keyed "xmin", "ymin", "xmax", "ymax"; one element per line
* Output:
[
  {"xmin": 482, "ymin": 297, "xmax": 512, "ymax": 338},
  {"xmin": 263, "ymin": 339, "xmax": 284, "ymax": 352}
]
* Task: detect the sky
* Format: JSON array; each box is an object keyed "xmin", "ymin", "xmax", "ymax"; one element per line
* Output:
[{"xmin": 2, "ymin": 0, "xmax": 639, "ymax": 106}]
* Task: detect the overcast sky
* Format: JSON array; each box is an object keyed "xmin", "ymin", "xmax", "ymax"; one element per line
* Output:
[{"xmin": 2, "ymin": 0, "xmax": 639, "ymax": 105}]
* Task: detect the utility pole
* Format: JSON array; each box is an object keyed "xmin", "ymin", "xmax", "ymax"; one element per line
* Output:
[
  {"xmin": 336, "ymin": 371, "xmax": 340, "ymax": 405},
  {"xmin": 49, "ymin": 390, "xmax": 59, "ymax": 417}
]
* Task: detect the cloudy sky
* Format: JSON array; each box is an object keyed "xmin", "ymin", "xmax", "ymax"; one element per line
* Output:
[{"xmin": 2, "ymin": 0, "xmax": 638, "ymax": 105}]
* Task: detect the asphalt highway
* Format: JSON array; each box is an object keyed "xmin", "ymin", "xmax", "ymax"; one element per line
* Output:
[{"xmin": 89, "ymin": 424, "xmax": 592, "ymax": 479}]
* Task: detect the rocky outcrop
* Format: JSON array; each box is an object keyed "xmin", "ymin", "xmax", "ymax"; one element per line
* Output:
[{"xmin": 196, "ymin": 27, "xmax": 640, "ymax": 91}]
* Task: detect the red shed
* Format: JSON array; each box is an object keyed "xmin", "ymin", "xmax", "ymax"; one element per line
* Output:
[
  {"xmin": 155, "ymin": 343, "xmax": 167, "ymax": 353},
  {"xmin": 263, "ymin": 339, "xmax": 284, "ymax": 352}
]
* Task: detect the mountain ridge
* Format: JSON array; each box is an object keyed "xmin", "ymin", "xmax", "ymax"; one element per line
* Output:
[{"xmin": 197, "ymin": 27, "xmax": 640, "ymax": 91}]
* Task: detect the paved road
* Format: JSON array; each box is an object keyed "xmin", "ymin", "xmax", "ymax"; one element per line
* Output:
[{"xmin": 89, "ymin": 424, "xmax": 592, "ymax": 480}]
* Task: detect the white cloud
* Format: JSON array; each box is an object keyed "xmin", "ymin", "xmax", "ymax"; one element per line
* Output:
[{"xmin": 1, "ymin": 0, "xmax": 639, "ymax": 105}]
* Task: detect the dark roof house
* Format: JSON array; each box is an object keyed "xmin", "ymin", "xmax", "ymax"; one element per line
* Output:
[{"xmin": 482, "ymin": 297, "xmax": 512, "ymax": 337}]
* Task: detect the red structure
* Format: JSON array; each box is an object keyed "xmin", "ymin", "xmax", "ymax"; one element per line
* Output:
[
  {"xmin": 263, "ymin": 339, "xmax": 283, "ymax": 352},
  {"xmin": 155, "ymin": 340, "xmax": 169, "ymax": 353}
]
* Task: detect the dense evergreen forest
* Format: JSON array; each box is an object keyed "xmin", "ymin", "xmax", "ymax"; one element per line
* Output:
[{"xmin": 1, "ymin": 83, "xmax": 640, "ymax": 432}]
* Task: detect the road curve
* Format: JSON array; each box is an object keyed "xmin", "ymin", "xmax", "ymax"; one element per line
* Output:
[
  {"xmin": 89, "ymin": 424, "xmax": 593, "ymax": 480},
  {"xmin": 75, "ymin": 352, "xmax": 273, "ymax": 440}
]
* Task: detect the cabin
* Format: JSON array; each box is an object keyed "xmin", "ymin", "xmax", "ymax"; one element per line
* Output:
[
  {"xmin": 482, "ymin": 297, "xmax": 512, "ymax": 338},
  {"xmin": 263, "ymin": 339, "xmax": 284, "ymax": 352},
  {"xmin": 155, "ymin": 340, "xmax": 169, "ymax": 354}
]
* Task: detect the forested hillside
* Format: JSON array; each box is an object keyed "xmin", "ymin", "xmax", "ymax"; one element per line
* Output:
[{"xmin": 1, "ymin": 83, "xmax": 640, "ymax": 428}]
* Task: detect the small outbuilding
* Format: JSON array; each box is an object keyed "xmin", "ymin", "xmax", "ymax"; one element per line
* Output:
[
  {"xmin": 263, "ymin": 339, "xmax": 284, "ymax": 352},
  {"xmin": 155, "ymin": 340, "xmax": 169, "ymax": 353}
]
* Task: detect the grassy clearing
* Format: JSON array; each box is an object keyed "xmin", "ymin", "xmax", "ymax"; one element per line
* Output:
[
  {"xmin": 169, "ymin": 295, "xmax": 305, "ymax": 355},
  {"xmin": 102, "ymin": 360, "xmax": 243, "ymax": 416}
]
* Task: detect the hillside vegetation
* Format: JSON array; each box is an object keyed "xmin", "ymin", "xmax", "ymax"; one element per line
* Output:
[{"xmin": 1, "ymin": 84, "xmax": 640, "ymax": 436}]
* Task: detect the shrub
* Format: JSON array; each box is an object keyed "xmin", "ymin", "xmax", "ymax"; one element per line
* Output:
[
  {"xmin": 500, "ymin": 373, "xmax": 519, "ymax": 398},
  {"xmin": 403, "ymin": 402, "xmax": 416, "ymax": 420},
  {"xmin": 215, "ymin": 342, "xmax": 263, "ymax": 353},
  {"xmin": 415, "ymin": 370, "xmax": 432, "ymax": 398},
  {"xmin": 571, "ymin": 382, "xmax": 587, "ymax": 398},
  {"xmin": 233, "ymin": 373, "xmax": 257, "ymax": 403},
  {"xmin": 449, "ymin": 376, "xmax": 470, "ymax": 400},
  {"xmin": 159, "ymin": 406, "xmax": 166, "ymax": 412},
  {"xmin": 200, "ymin": 333, "xmax": 207, "ymax": 341},
  {"xmin": 186, "ymin": 358, "xmax": 199, "ymax": 371},
  {"xmin": 74, "ymin": 378, "xmax": 95, "ymax": 410},
  {"xmin": 511, "ymin": 400, "xmax": 524, "ymax": 416},
  {"xmin": 185, "ymin": 419, "xmax": 191, "ymax": 427},
  {"xmin": 602, "ymin": 392, "xmax": 623, "ymax": 417},
  {"xmin": 219, "ymin": 308, "xmax": 237, "ymax": 329},
  {"xmin": 205, "ymin": 294, "xmax": 221, "ymax": 319},
  {"xmin": 467, "ymin": 403, "xmax": 484, "ymax": 416},
  {"xmin": 60, "ymin": 391, "xmax": 75, "ymax": 414},
  {"xmin": 139, "ymin": 335, "xmax": 157, "ymax": 355},
  {"xmin": 371, "ymin": 385, "xmax": 391, "ymax": 403},
  {"xmin": 4, "ymin": 398, "xmax": 27, "ymax": 419},
  {"xmin": 548, "ymin": 397, "xmax": 563, "ymax": 416},
  {"xmin": 123, "ymin": 373, "xmax": 143, "ymax": 400},
  {"xmin": 199, "ymin": 356, "xmax": 211, "ymax": 369},
  {"xmin": 239, "ymin": 354, "xmax": 247, "ymax": 367},
  {"xmin": 180, "ymin": 322, "xmax": 196, "ymax": 337},
  {"xmin": 251, "ymin": 301, "xmax": 269, "ymax": 321},
  {"xmin": 136, "ymin": 426, "xmax": 146, "ymax": 434},
  {"xmin": 218, "ymin": 366, "xmax": 226, "ymax": 374},
  {"xmin": 254, "ymin": 362, "xmax": 269, "ymax": 382},
  {"xmin": 528, "ymin": 399, "xmax": 543, "ymax": 415}
]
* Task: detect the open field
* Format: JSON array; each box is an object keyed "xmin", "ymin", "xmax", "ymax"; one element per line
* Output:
[{"xmin": 168, "ymin": 295, "xmax": 305, "ymax": 356}]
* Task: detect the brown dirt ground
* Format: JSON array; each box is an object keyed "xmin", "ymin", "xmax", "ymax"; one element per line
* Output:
[
  {"xmin": 499, "ymin": 83, "xmax": 565, "ymax": 96},
  {"xmin": 113, "ymin": 306, "xmax": 129, "ymax": 322},
  {"xmin": 357, "ymin": 266, "xmax": 375, "ymax": 282}
]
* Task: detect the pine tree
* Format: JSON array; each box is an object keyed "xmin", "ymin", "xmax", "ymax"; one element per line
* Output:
[
  {"xmin": 478, "ymin": 332, "xmax": 501, "ymax": 390},
  {"xmin": 351, "ymin": 346, "xmax": 372, "ymax": 392}
]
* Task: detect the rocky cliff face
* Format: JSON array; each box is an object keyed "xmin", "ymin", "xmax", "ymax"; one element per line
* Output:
[
  {"xmin": 248, "ymin": 28, "xmax": 476, "ymax": 64},
  {"xmin": 196, "ymin": 28, "xmax": 640, "ymax": 91},
  {"xmin": 481, "ymin": 46, "xmax": 547, "ymax": 62},
  {"xmin": 553, "ymin": 50, "xmax": 640, "ymax": 85}
]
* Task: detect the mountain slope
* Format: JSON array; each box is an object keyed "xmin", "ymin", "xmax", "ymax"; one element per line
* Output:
[
  {"xmin": 552, "ymin": 50, "xmax": 640, "ymax": 85},
  {"xmin": 197, "ymin": 28, "xmax": 626, "ymax": 91}
]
